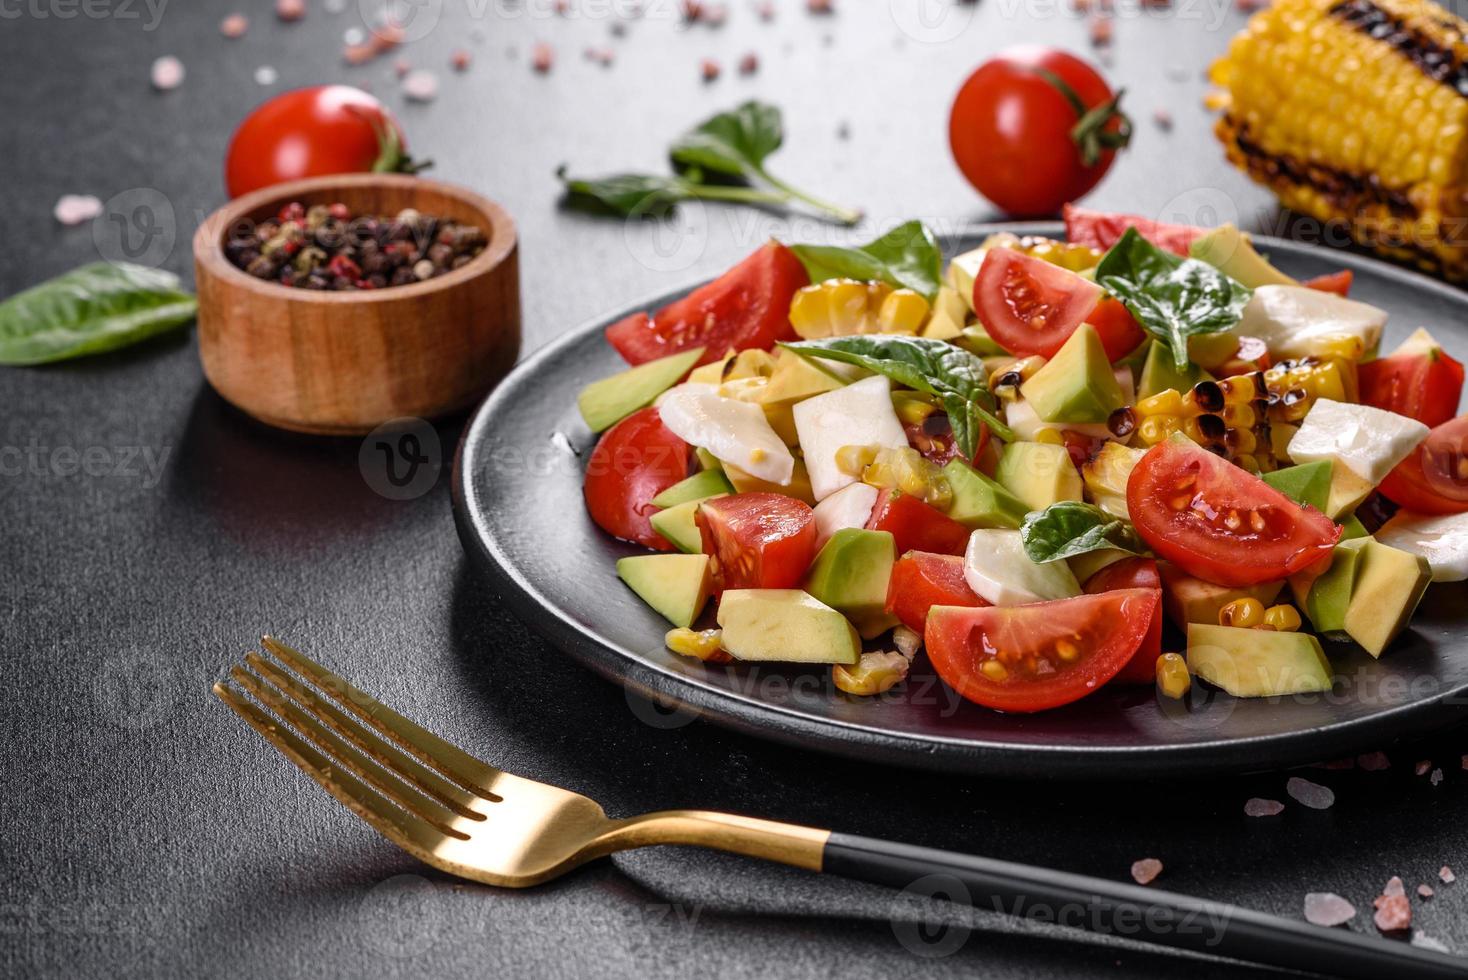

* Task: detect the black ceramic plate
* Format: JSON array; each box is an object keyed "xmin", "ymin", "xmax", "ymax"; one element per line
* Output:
[{"xmin": 453, "ymin": 223, "xmax": 1468, "ymax": 778}]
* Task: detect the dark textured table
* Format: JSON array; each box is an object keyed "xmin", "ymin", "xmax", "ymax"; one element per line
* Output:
[{"xmin": 4, "ymin": 2, "xmax": 1466, "ymax": 978}]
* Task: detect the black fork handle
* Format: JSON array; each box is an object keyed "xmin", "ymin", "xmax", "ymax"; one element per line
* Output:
[{"xmin": 823, "ymin": 833, "xmax": 1467, "ymax": 979}]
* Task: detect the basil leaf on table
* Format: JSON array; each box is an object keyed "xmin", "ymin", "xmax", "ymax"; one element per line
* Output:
[
  {"xmin": 1020, "ymin": 501, "xmax": 1148, "ymax": 563},
  {"xmin": 789, "ymin": 220, "xmax": 944, "ymax": 302},
  {"xmin": 0, "ymin": 262, "xmax": 197, "ymax": 366},
  {"xmin": 557, "ymin": 170, "xmax": 694, "ymax": 217},
  {"xmin": 780, "ymin": 334, "xmax": 1013, "ymax": 454},
  {"xmin": 1096, "ymin": 227, "xmax": 1250, "ymax": 372}
]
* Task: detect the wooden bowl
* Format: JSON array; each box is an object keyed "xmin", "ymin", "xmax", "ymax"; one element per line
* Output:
[{"xmin": 193, "ymin": 174, "xmax": 520, "ymax": 435}]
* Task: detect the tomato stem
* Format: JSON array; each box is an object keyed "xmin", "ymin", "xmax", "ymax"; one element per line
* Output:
[
  {"xmin": 1032, "ymin": 68, "xmax": 1133, "ymax": 168},
  {"xmin": 367, "ymin": 111, "xmax": 433, "ymax": 176}
]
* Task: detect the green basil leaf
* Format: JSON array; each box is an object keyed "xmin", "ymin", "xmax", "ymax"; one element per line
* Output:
[
  {"xmin": 0, "ymin": 262, "xmax": 197, "ymax": 366},
  {"xmin": 669, "ymin": 101, "xmax": 783, "ymax": 180},
  {"xmin": 1020, "ymin": 501, "xmax": 1148, "ymax": 563},
  {"xmin": 1096, "ymin": 228, "xmax": 1250, "ymax": 372},
  {"xmin": 557, "ymin": 169, "xmax": 692, "ymax": 217},
  {"xmin": 789, "ymin": 220, "xmax": 943, "ymax": 301},
  {"xmin": 780, "ymin": 334, "xmax": 1013, "ymax": 452}
]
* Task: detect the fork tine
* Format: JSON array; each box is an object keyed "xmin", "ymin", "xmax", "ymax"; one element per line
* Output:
[
  {"xmin": 261, "ymin": 636, "xmax": 503, "ymax": 797},
  {"xmin": 230, "ymin": 665, "xmax": 471, "ymax": 839},
  {"xmin": 246, "ymin": 653, "xmax": 493, "ymax": 817},
  {"xmin": 213, "ymin": 681, "xmax": 447, "ymax": 860}
]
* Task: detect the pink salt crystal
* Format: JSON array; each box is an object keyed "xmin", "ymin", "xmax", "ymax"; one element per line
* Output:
[
  {"xmin": 1286, "ymin": 776, "xmax": 1335, "ymax": 810},
  {"xmin": 1130, "ymin": 858, "xmax": 1163, "ymax": 885},
  {"xmin": 451, "ymin": 49, "xmax": 471, "ymax": 72},
  {"xmin": 532, "ymin": 43, "xmax": 554, "ymax": 73},
  {"xmin": 1152, "ymin": 108, "xmax": 1174, "ymax": 131},
  {"xmin": 1303, "ymin": 893, "xmax": 1356, "ymax": 927},
  {"xmin": 1374, "ymin": 894, "xmax": 1411, "ymax": 932},
  {"xmin": 1244, "ymin": 798, "xmax": 1285, "ymax": 817},
  {"xmin": 555, "ymin": 0, "xmax": 570, "ymax": 11},
  {"xmin": 738, "ymin": 52, "xmax": 759, "ymax": 75},
  {"xmin": 1358, "ymin": 751, "xmax": 1391, "ymax": 771},
  {"xmin": 344, "ymin": 43, "xmax": 376, "ymax": 65},
  {"xmin": 1089, "ymin": 15, "xmax": 1113, "ymax": 47},
  {"xmin": 276, "ymin": 0, "xmax": 305, "ymax": 22},
  {"xmin": 150, "ymin": 55, "xmax": 184, "ymax": 91},
  {"xmin": 1415, "ymin": 759, "xmax": 1431, "ymax": 776},
  {"xmin": 1323, "ymin": 757, "xmax": 1355, "ymax": 770},
  {"xmin": 703, "ymin": 2, "xmax": 727, "ymax": 25},
  {"xmin": 701, "ymin": 58, "xmax": 721, "ymax": 81},
  {"xmin": 1419, "ymin": 884, "xmax": 1435, "ymax": 898},
  {"xmin": 220, "ymin": 14, "xmax": 249, "ymax": 38},
  {"xmin": 1383, "ymin": 876, "xmax": 1405, "ymax": 897},
  {"xmin": 584, "ymin": 47, "xmax": 614, "ymax": 66},
  {"xmin": 1431, "ymin": 767, "xmax": 1444, "ymax": 786},
  {"xmin": 53, "ymin": 194, "xmax": 102, "ymax": 226},
  {"xmin": 1461, "ymin": 754, "xmax": 1468, "ymax": 770},
  {"xmin": 807, "ymin": 0, "xmax": 833, "ymax": 12},
  {"xmin": 394, "ymin": 58, "xmax": 411, "ymax": 78},
  {"xmin": 1441, "ymin": 865, "xmax": 1456, "ymax": 883},
  {"xmin": 756, "ymin": 0, "xmax": 775, "ymax": 19},
  {"xmin": 402, "ymin": 69, "xmax": 438, "ymax": 102}
]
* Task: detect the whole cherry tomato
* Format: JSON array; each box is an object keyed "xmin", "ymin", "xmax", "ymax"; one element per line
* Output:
[
  {"xmin": 949, "ymin": 47, "xmax": 1131, "ymax": 216},
  {"xmin": 225, "ymin": 85, "xmax": 426, "ymax": 198}
]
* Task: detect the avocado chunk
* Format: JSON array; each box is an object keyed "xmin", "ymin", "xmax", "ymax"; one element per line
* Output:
[
  {"xmin": 577, "ymin": 347, "xmax": 704, "ymax": 432},
  {"xmin": 1261, "ymin": 459, "xmax": 1332, "ymax": 511},
  {"xmin": 956, "ymin": 324, "xmax": 1008, "ymax": 357},
  {"xmin": 942, "ymin": 459, "xmax": 1030, "ymax": 529},
  {"xmin": 695, "ymin": 447, "xmax": 722, "ymax": 472},
  {"xmin": 1137, "ymin": 339, "xmax": 1212, "ymax": 400},
  {"xmin": 1067, "ymin": 547, "xmax": 1130, "ymax": 584},
  {"xmin": 804, "ymin": 529, "xmax": 898, "ymax": 638},
  {"xmin": 1158, "ymin": 562, "xmax": 1283, "ymax": 628},
  {"xmin": 760, "ymin": 350, "xmax": 847, "ymax": 406},
  {"xmin": 1187, "ymin": 624, "xmax": 1333, "ymax": 697},
  {"xmin": 716, "ymin": 589, "xmax": 861, "ymax": 664},
  {"xmin": 1325, "ymin": 460, "xmax": 1375, "ymax": 519},
  {"xmin": 1289, "ymin": 538, "xmax": 1369, "ymax": 636},
  {"xmin": 1339, "ymin": 514, "xmax": 1369, "ymax": 541},
  {"xmin": 649, "ymin": 495, "xmax": 725, "ymax": 553},
  {"xmin": 1343, "ymin": 541, "xmax": 1432, "ymax": 657},
  {"xmin": 1189, "ymin": 223, "xmax": 1297, "ymax": 288},
  {"xmin": 995, "ymin": 442, "xmax": 1083, "ymax": 512},
  {"xmin": 651, "ymin": 469, "xmax": 734, "ymax": 509},
  {"xmin": 617, "ymin": 553, "xmax": 712, "ymax": 627},
  {"xmin": 1020, "ymin": 324, "xmax": 1125, "ymax": 424},
  {"xmin": 724, "ymin": 458, "xmax": 816, "ymax": 505}
]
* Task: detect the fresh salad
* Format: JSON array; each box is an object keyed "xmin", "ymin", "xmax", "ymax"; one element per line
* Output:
[{"xmin": 574, "ymin": 206, "xmax": 1468, "ymax": 714}]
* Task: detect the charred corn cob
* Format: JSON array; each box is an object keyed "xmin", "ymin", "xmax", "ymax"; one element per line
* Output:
[
  {"xmin": 1131, "ymin": 374, "xmax": 1276, "ymax": 472},
  {"xmin": 789, "ymin": 278, "xmax": 930, "ymax": 338},
  {"xmin": 1262, "ymin": 357, "xmax": 1352, "ymax": 422},
  {"xmin": 1210, "ymin": 0, "xmax": 1468, "ymax": 280}
]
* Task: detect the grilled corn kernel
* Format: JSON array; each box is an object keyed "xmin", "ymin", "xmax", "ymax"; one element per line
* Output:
[
  {"xmin": 836, "ymin": 444, "xmax": 880, "ymax": 476},
  {"xmin": 863, "ymin": 446, "xmax": 952, "ymax": 509},
  {"xmin": 893, "ymin": 625, "xmax": 922, "ymax": 659},
  {"xmin": 1138, "ymin": 416, "xmax": 1173, "ymax": 445},
  {"xmin": 876, "ymin": 289, "xmax": 932, "ymax": 333},
  {"xmin": 789, "ymin": 278, "xmax": 919, "ymax": 338},
  {"xmin": 1262, "ymin": 604, "xmax": 1302, "ymax": 632},
  {"xmin": 1136, "ymin": 389, "xmax": 1185, "ymax": 418},
  {"xmin": 1156, "ymin": 653, "xmax": 1191, "ymax": 700},
  {"xmin": 1131, "ymin": 373, "xmax": 1275, "ymax": 469},
  {"xmin": 1219, "ymin": 597, "xmax": 1266, "ymax": 629},
  {"xmin": 833, "ymin": 651, "xmax": 910, "ymax": 696},
  {"xmin": 892, "ymin": 390, "xmax": 939, "ymax": 426},
  {"xmin": 1031, "ymin": 427, "xmax": 1064, "ymax": 446},
  {"xmin": 1018, "ymin": 236, "xmax": 1104, "ymax": 272},
  {"xmin": 665, "ymin": 627, "xmax": 731, "ymax": 663}
]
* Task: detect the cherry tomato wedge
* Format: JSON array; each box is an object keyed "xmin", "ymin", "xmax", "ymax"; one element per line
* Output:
[
  {"xmin": 584, "ymin": 406, "xmax": 693, "ymax": 550},
  {"xmin": 1082, "ymin": 557, "xmax": 1162, "ymax": 685},
  {"xmin": 1378, "ymin": 415, "xmax": 1468, "ymax": 515},
  {"xmin": 1085, "ymin": 295, "xmax": 1148, "ymax": 364},
  {"xmin": 866, "ymin": 490, "xmax": 972, "ymax": 557},
  {"xmin": 1063, "ymin": 204, "xmax": 1202, "ymax": 257},
  {"xmin": 925, "ymin": 589, "xmax": 1159, "ymax": 713},
  {"xmin": 1302, "ymin": 270, "xmax": 1353, "ymax": 297},
  {"xmin": 1126, "ymin": 440, "xmax": 1339, "ymax": 586},
  {"xmin": 696, "ymin": 493, "xmax": 817, "ymax": 594},
  {"xmin": 605, "ymin": 243, "xmax": 809, "ymax": 367},
  {"xmin": 948, "ymin": 47, "xmax": 1130, "ymax": 217},
  {"xmin": 885, "ymin": 551, "xmax": 986, "ymax": 633},
  {"xmin": 1358, "ymin": 339, "xmax": 1464, "ymax": 429},
  {"xmin": 973, "ymin": 247, "xmax": 1104, "ymax": 358}
]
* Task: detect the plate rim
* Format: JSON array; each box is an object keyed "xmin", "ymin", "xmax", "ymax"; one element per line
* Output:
[{"xmin": 452, "ymin": 222, "xmax": 1468, "ymax": 778}]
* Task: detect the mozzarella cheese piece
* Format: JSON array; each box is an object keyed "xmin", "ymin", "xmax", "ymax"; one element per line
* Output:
[
  {"xmin": 657, "ymin": 383, "xmax": 794, "ymax": 485},
  {"xmin": 1376, "ymin": 511, "xmax": 1468, "ymax": 583},
  {"xmin": 812, "ymin": 482, "xmax": 878, "ymax": 549},
  {"xmin": 1286, "ymin": 399, "xmax": 1428, "ymax": 485},
  {"xmin": 1238, "ymin": 285, "xmax": 1387, "ymax": 360},
  {"xmin": 964, "ymin": 528, "xmax": 1081, "ymax": 607},
  {"xmin": 793, "ymin": 375, "xmax": 909, "ymax": 501}
]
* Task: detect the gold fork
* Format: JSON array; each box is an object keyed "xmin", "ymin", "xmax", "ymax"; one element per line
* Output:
[{"xmin": 216, "ymin": 638, "xmax": 1466, "ymax": 980}]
